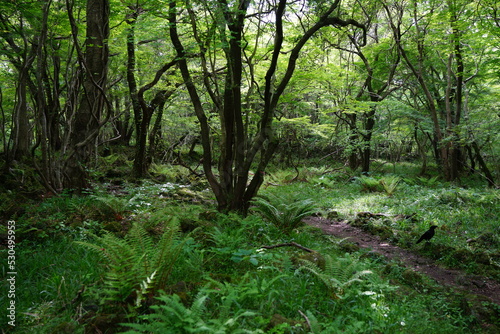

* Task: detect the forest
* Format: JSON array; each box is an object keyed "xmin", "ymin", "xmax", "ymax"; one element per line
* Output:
[{"xmin": 1, "ymin": 0, "xmax": 499, "ymax": 333}]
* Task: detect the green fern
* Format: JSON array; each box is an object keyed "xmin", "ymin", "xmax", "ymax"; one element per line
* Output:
[
  {"xmin": 122, "ymin": 291, "xmax": 260, "ymax": 333},
  {"xmin": 417, "ymin": 175, "xmax": 440, "ymax": 187},
  {"xmin": 135, "ymin": 270, "xmax": 157, "ymax": 307},
  {"xmin": 78, "ymin": 195, "xmax": 134, "ymax": 221},
  {"xmin": 380, "ymin": 175, "xmax": 401, "ymax": 196},
  {"xmin": 357, "ymin": 175, "xmax": 383, "ymax": 193},
  {"xmin": 297, "ymin": 254, "xmax": 372, "ymax": 298},
  {"xmin": 76, "ymin": 220, "xmax": 184, "ymax": 306},
  {"xmin": 252, "ymin": 195, "xmax": 317, "ymax": 234}
]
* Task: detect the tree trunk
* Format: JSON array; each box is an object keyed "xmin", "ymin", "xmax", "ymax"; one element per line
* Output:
[
  {"xmin": 147, "ymin": 99, "xmax": 166, "ymax": 164},
  {"xmin": 169, "ymin": 0, "xmax": 365, "ymax": 214},
  {"xmin": 125, "ymin": 6, "xmax": 178, "ymax": 178},
  {"xmin": 387, "ymin": 2, "xmax": 450, "ymax": 179},
  {"xmin": 450, "ymin": 2, "xmax": 465, "ymax": 180},
  {"xmin": 361, "ymin": 106, "xmax": 376, "ymax": 173},
  {"xmin": 471, "ymin": 141, "xmax": 496, "ymax": 187},
  {"xmin": 65, "ymin": 0, "xmax": 110, "ymax": 189},
  {"xmin": 347, "ymin": 114, "xmax": 360, "ymax": 171},
  {"xmin": 11, "ymin": 64, "xmax": 32, "ymax": 161}
]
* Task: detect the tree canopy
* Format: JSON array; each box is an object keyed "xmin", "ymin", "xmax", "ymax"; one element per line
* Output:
[{"xmin": 1, "ymin": 0, "xmax": 498, "ymax": 210}]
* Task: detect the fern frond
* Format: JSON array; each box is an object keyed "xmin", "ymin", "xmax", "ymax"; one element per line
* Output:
[
  {"xmin": 135, "ymin": 270, "xmax": 157, "ymax": 307},
  {"xmin": 297, "ymin": 254, "xmax": 372, "ymax": 298},
  {"xmin": 190, "ymin": 292, "xmax": 209, "ymax": 320},
  {"xmin": 126, "ymin": 223, "xmax": 155, "ymax": 273},
  {"xmin": 252, "ymin": 196, "xmax": 282, "ymax": 226},
  {"xmin": 75, "ymin": 220, "xmax": 185, "ymax": 306},
  {"xmin": 252, "ymin": 195, "xmax": 317, "ymax": 234}
]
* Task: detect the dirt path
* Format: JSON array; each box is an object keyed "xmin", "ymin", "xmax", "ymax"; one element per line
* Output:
[{"xmin": 305, "ymin": 217, "xmax": 500, "ymax": 306}]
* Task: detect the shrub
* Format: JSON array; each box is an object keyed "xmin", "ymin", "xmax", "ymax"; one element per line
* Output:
[{"xmin": 251, "ymin": 195, "xmax": 317, "ymax": 234}]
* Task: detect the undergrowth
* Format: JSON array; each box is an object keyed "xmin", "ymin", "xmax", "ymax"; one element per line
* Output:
[{"xmin": 2, "ymin": 163, "xmax": 499, "ymax": 333}]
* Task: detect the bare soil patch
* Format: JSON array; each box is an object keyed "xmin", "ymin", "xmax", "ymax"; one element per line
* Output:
[{"xmin": 305, "ymin": 217, "xmax": 500, "ymax": 306}]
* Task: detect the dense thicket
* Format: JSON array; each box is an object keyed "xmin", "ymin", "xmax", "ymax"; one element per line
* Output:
[{"xmin": 1, "ymin": 0, "xmax": 498, "ymax": 210}]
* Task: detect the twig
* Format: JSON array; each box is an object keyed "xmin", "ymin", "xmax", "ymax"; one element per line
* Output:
[
  {"xmin": 298, "ymin": 310, "xmax": 311, "ymax": 331},
  {"xmin": 261, "ymin": 242, "xmax": 315, "ymax": 253}
]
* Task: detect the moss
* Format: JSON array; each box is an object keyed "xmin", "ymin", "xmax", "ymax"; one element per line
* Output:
[
  {"xmin": 401, "ymin": 269, "xmax": 423, "ymax": 287},
  {"xmin": 339, "ymin": 242, "xmax": 361, "ymax": 253},
  {"xmin": 326, "ymin": 209, "xmax": 339, "ymax": 220}
]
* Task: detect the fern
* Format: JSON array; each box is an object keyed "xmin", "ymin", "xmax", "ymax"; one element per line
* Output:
[
  {"xmin": 76, "ymin": 220, "xmax": 184, "ymax": 306},
  {"xmin": 356, "ymin": 175, "xmax": 383, "ymax": 193},
  {"xmin": 297, "ymin": 254, "xmax": 372, "ymax": 298},
  {"xmin": 252, "ymin": 195, "xmax": 317, "ymax": 234},
  {"xmin": 135, "ymin": 270, "xmax": 157, "ymax": 307},
  {"xmin": 380, "ymin": 175, "xmax": 401, "ymax": 196},
  {"xmin": 87, "ymin": 195, "xmax": 133, "ymax": 220},
  {"xmin": 121, "ymin": 292, "xmax": 260, "ymax": 334},
  {"xmin": 417, "ymin": 175, "xmax": 440, "ymax": 187}
]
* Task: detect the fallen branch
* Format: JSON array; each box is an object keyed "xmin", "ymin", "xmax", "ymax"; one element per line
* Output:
[
  {"xmin": 261, "ymin": 242, "xmax": 315, "ymax": 253},
  {"xmin": 298, "ymin": 310, "xmax": 312, "ymax": 331}
]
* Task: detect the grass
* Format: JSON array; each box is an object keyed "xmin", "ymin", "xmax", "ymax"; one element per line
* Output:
[
  {"xmin": 2, "ymin": 162, "xmax": 499, "ymax": 333},
  {"xmin": 0, "ymin": 238, "xmax": 102, "ymax": 331}
]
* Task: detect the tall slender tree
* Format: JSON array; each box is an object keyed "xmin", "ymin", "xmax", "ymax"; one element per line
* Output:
[{"xmin": 169, "ymin": 0, "xmax": 365, "ymax": 213}]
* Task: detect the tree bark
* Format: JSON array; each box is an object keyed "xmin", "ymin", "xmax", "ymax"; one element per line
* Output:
[
  {"xmin": 471, "ymin": 141, "xmax": 496, "ymax": 188},
  {"xmin": 65, "ymin": 0, "xmax": 110, "ymax": 190},
  {"xmin": 125, "ymin": 6, "xmax": 178, "ymax": 178}
]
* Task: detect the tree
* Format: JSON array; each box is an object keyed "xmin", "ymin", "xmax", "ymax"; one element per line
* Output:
[
  {"xmin": 169, "ymin": 0, "xmax": 366, "ymax": 213},
  {"xmin": 326, "ymin": 1, "xmax": 402, "ymax": 173},
  {"xmin": 0, "ymin": 2, "xmax": 40, "ymax": 162},
  {"xmin": 123, "ymin": 4, "xmax": 180, "ymax": 178},
  {"xmin": 64, "ymin": 0, "xmax": 111, "ymax": 189}
]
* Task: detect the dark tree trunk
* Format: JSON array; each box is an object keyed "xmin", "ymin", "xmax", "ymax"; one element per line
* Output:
[
  {"xmin": 347, "ymin": 114, "xmax": 360, "ymax": 171},
  {"xmin": 125, "ymin": 6, "xmax": 178, "ymax": 178},
  {"xmin": 147, "ymin": 99, "xmax": 166, "ymax": 164},
  {"xmin": 113, "ymin": 98, "xmax": 134, "ymax": 145},
  {"xmin": 169, "ymin": 0, "xmax": 365, "ymax": 214},
  {"xmin": 360, "ymin": 106, "xmax": 376, "ymax": 173},
  {"xmin": 11, "ymin": 65, "xmax": 32, "ymax": 161},
  {"xmin": 65, "ymin": 0, "xmax": 110, "ymax": 190},
  {"xmin": 449, "ymin": 6, "xmax": 465, "ymax": 180},
  {"xmin": 471, "ymin": 141, "xmax": 496, "ymax": 188}
]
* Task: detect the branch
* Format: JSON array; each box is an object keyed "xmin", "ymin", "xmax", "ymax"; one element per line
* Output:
[{"xmin": 261, "ymin": 242, "xmax": 315, "ymax": 253}]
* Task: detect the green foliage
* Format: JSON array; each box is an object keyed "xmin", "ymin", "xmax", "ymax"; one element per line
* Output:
[
  {"xmin": 380, "ymin": 175, "xmax": 401, "ymax": 196},
  {"xmin": 122, "ymin": 292, "xmax": 251, "ymax": 334},
  {"xmin": 121, "ymin": 278, "xmax": 271, "ymax": 334},
  {"xmin": 356, "ymin": 175, "xmax": 401, "ymax": 196},
  {"xmin": 7, "ymin": 164, "xmax": 500, "ymax": 333},
  {"xmin": 88, "ymin": 194, "xmax": 134, "ymax": 220},
  {"xmin": 76, "ymin": 220, "xmax": 185, "ymax": 307},
  {"xmin": 150, "ymin": 164, "xmax": 192, "ymax": 183},
  {"xmin": 296, "ymin": 254, "xmax": 372, "ymax": 299},
  {"xmin": 0, "ymin": 238, "xmax": 102, "ymax": 331},
  {"xmin": 356, "ymin": 175, "xmax": 384, "ymax": 193},
  {"xmin": 251, "ymin": 195, "xmax": 317, "ymax": 234},
  {"xmin": 404, "ymin": 175, "xmax": 441, "ymax": 187}
]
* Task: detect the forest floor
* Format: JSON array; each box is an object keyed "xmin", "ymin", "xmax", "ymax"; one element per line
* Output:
[{"xmin": 305, "ymin": 217, "xmax": 500, "ymax": 306}]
